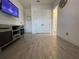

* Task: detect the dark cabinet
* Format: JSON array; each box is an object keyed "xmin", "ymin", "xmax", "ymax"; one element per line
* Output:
[
  {"xmin": 0, "ymin": 25, "xmax": 24, "ymax": 50},
  {"xmin": 0, "ymin": 31, "xmax": 12, "ymax": 47}
]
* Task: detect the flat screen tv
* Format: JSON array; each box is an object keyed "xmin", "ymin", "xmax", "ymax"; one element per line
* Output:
[{"xmin": 1, "ymin": 0, "xmax": 19, "ymax": 17}]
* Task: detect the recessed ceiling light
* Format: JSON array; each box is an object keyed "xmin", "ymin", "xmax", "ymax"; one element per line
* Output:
[{"xmin": 36, "ymin": 0, "xmax": 40, "ymax": 2}]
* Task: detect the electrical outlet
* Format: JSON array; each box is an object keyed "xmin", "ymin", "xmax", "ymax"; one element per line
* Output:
[{"xmin": 66, "ymin": 32, "xmax": 69, "ymax": 36}]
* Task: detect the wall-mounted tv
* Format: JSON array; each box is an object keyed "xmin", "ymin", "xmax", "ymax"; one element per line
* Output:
[{"xmin": 1, "ymin": 0, "xmax": 19, "ymax": 17}]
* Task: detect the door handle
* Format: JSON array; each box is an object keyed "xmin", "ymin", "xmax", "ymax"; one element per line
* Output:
[{"xmin": 41, "ymin": 24, "xmax": 44, "ymax": 26}]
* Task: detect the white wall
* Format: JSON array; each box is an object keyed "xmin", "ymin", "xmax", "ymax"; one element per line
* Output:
[
  {"xmin": 0, "ymin": 0, "xmax": 24, "ymax": 25},
  {"xmin": 57, "ymin": 0, "xmax": 79, "ymax": 47},
  {"xmin": 52, "ymin": 6, "xmax": 58, "ymax": 35},
  {"xmin": 31, "ymin": 5, "xmax": 52, "ymax": 34},
  {"xmin": 24, "ymin": 8, "xmax": 32, "ymax": 33}
]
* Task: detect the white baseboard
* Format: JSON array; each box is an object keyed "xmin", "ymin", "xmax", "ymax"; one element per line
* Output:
[{"xmin": 57, "ymin": 35, "xmax": 79, "ymax": 48}]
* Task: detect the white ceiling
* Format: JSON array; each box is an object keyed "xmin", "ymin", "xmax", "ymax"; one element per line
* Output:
[
  {"xmin": 20, "ymin": 0, "xmax": 31, "ymax": 8},
  {"xmin": 31, "ymin": 0, "xmax": 55, "ymax": 5},
  {"xmin": 20, "ymin": 0, "xmax": 59, "ymax": 8}
]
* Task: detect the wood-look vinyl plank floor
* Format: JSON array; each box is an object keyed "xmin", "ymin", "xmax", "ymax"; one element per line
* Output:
[{"xmin": 0, "ymin": 34, "xmax": 79, "ymax": 59}]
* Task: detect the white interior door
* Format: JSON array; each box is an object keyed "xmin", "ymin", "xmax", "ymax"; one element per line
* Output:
[
  {"xmin": 39, "ymin": 9, "xmax": 51, "ymax": 33},
  {"xmin": 32, "ymin": 6, "xmax": 51, "ymax": 34}
]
